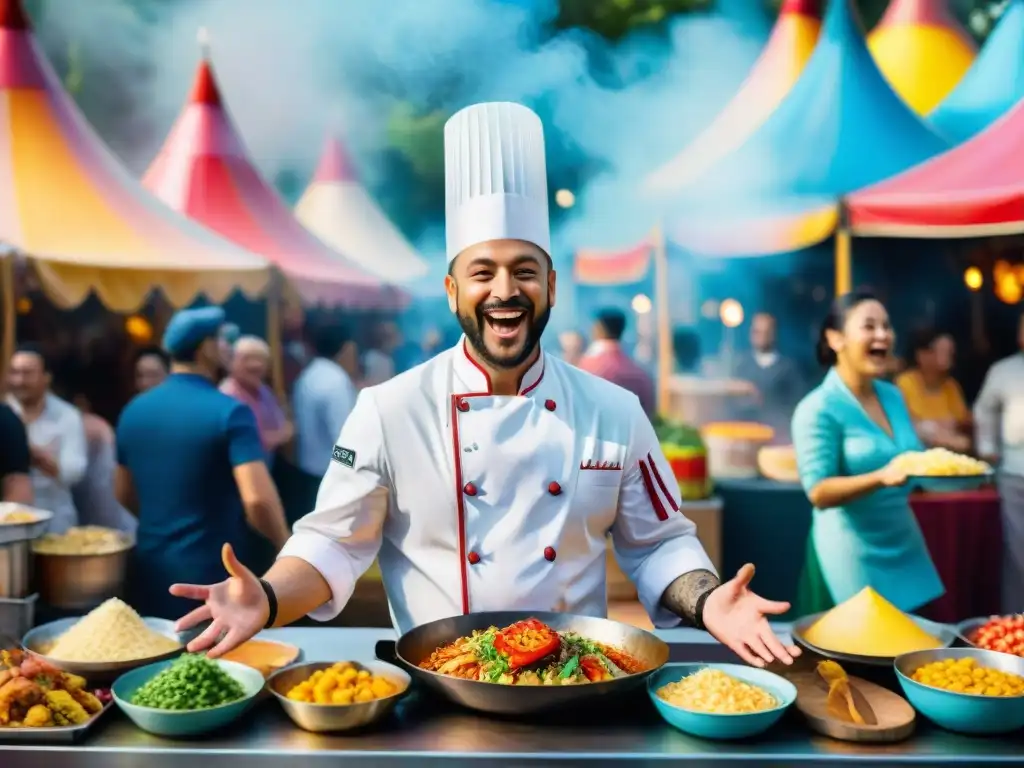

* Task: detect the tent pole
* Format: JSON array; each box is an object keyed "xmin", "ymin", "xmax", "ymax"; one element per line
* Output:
[
  {"xmin": 266, "ymin": 270, "xmax": 285, "ymax": 401},
  {"xmin": 652, "ymin": 222, "xmax": 672, "ymax": 416},
  {"xmin": 834, "ymin": 201, "xmax": 852, "ymax": 296},
  {"xmin": 1, "ymin": 255, "xmax": 14, "ymax": 385}
]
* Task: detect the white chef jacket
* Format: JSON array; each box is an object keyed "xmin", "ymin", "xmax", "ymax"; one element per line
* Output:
[{"xmin": 279, "ymin": 338, "xmax": 716, "ymax": 635}]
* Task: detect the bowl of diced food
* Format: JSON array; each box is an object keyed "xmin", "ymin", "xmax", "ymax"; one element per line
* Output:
[
  {"xmin": 894, "ymin": 648, "xmax": 1024, "ymax": 735},
  {"xmin": 112, "ymin": 653, "xmax": 265, "ymax": 737},
  {"xmin": 267, "ymin": 660, "xmax": 410, "ymax": 732},
  {"xmin": 647, "ymin": 663, "xmax": 796, "ymax": 740}
]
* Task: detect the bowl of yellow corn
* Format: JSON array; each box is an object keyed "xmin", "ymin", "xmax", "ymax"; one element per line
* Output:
[
  {"xmin": 895, "ymin": 648, "xmax": 1024, "ymax": 734},
  {"xmin": 266, "ymin": 660, "xmax": 410, "ymax": 732}
]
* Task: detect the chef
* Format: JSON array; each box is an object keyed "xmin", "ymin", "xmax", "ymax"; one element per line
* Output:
[{"xmin": 172, "ymin": 102, "xmax": 800, "ymax": 668}]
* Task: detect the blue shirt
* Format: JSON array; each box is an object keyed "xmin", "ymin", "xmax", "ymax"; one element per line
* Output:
[
  {"xmin": 791, "ymin": 368, "xmax": 944, "ymax": 612},
  {"xmin": 116, "ymin": 373, "xmax": 265, "ymax": 619}
]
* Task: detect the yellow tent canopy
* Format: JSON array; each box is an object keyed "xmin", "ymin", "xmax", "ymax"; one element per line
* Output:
[
  {"xmin": 0, "ymin": 0, "xmax": 269, "ymax": 314},
  {"xmin": 868, "ymin": 0, "xmax": 976, "ymax": 115}
]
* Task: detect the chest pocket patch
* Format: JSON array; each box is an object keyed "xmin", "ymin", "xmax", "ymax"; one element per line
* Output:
[{"xmin": 575, "ymin": 437, "xmax": 627, "ymax": 491}]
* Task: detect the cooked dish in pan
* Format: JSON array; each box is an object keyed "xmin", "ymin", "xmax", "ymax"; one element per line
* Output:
[{"xmin": 418, "ymin": 617, "xmax": 648, "ymax": 685}]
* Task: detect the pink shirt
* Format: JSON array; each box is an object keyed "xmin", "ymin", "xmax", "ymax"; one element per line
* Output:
[
  {"xmin": 219, "ymin": 378, "xmax": 285, "ymax": 451},
  {"xmin": 578, "ymin": 341, "xmax": 656, "ymax": 418}
]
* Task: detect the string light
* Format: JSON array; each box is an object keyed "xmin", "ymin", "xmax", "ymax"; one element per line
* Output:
[
  {"xmin": 631, "ymin": 294, "xmax": 652, "ymax": 314},
  {"xmin": 964, "ymin": 266, "xmax": 983, "ymax": 291},
  {"xmin": 719, "ymin": 298, "xmax": 744, "ymax": 328}
]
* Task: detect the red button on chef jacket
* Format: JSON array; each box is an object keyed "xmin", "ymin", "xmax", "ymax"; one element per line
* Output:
[
  {"xmin": 467, "ymin": 551, "xmax": 481, "ymax": 565},
  {"xmin": 464, "ymin": 482, "xmax": 477, "ymax": 496},
  {"xmin": 544, "ymin": 547, "xmax": 556, "ymax": 562}
]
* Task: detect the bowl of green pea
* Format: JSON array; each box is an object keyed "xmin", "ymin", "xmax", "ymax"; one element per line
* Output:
[{"xmin": 112, "ymin": 653, "xmax": 266, "ymax": 737}]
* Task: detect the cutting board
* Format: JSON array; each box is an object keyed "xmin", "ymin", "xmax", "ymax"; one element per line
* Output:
[
  {"xmin": 789, "ymin": 670, "xmax": 916, "ymax": 743},
  {"xmin": 220, "ymin": 640, "xmax": 300, "ymax": 679}
]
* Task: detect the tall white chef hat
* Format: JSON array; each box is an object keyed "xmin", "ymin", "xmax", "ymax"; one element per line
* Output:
[{"xmin": 444, "ymin": 102, "xmax": 550, "ymax": 264}]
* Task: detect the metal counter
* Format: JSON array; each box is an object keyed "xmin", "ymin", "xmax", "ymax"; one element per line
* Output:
[{"xmin": 2, "ymin": 625, "xmax": 1021, "ymax": 766}]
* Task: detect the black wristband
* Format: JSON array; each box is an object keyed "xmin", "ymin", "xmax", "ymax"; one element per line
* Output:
[
  {"xmin": 259, "ymin": 579, "xmax": 278, "ymax": 629},
  {"xmin": 693, "ymin": 586, "xmax": 718, "ymax": 631}
]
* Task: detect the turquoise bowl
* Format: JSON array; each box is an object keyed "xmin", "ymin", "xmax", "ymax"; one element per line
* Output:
[
  {"xmin": 895, "ymin": 648, "xmax": 1024, "ymax": 735},
  {"xmin": 112, "ymin": 658, "xmax": 265, "ymax": 737},
  {"xmin": 647, "ymin": 663, "xmax": 796, "ymax": 740}
]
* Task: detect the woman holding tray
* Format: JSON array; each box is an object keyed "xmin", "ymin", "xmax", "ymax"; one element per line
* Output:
[{"xmin": 792, "ymin": 291, "xmax": 944, "ymax": 615}]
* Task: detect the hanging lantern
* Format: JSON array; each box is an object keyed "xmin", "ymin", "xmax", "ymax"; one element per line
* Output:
[{"xmin": 994, "ymin": 273, "xmax": 1022, "ymax": 305}]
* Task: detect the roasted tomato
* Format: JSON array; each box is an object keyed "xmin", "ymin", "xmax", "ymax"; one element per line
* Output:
[
  {"xmin": 494, "ymin": 619, "xmax": 561, "ymax": 669},
  {"xmin": 579, "ymin": 655, "xmax": 610, "ymax": 682}
]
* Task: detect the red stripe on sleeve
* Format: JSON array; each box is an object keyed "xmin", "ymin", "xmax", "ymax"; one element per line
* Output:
[
  {"xmin": 647, "ymin": 452, "xmax": 680, "ymax": 512},
  {"xmin": 639, "ymin": 459, "xmax": 669, "ymax": 521}
]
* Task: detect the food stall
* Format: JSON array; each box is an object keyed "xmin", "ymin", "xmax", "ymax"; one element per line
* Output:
[{"xmin": 2, "ymin": 623, "xmax": 1024, "ymax": 766}]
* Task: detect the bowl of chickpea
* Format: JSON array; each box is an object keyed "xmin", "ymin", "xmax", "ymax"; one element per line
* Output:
[
  {"xmin": 266, "ymin": 660, "xmax": 411, "ymax": 732},
  {"xmin": 894, "ymin": 648, "xmax": 1024, "ymax": 735}
]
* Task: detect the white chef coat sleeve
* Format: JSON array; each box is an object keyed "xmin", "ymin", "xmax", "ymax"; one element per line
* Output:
[
  {"xmin": 277, "ymin": 388, "xmax": 390, "ymax": 621},
  {"xmin": 610, "ymin": 396, "xmax": 717, "ymax": 628}
]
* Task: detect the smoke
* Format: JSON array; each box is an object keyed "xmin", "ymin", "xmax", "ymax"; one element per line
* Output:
[{"xmin": 34, "ymin": 0, "xmax": 772, "ymax": 246}]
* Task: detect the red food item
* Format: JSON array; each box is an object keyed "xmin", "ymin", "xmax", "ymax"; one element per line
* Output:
[
  {"xmin": 580, "ymin": 655, "xmax": 609, "ymax": 682},
  {"xmin": 493, "ymin": 619, "xmax": 561, "ymax": 670},
  {"xmin": 668, "ymin": 456, "xmax": 707, "ymax": 481},
  {"xmin": 972, "ymin": 615, "xmax": 1024, "ymax": 657}
]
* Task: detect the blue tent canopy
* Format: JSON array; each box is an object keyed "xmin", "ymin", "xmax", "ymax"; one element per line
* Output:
[
  {"xmin": 930, "ymin": 0, "xmax": 1024, "ymax": 143},
  {"xmin": 665, "ymin": 0, "xmax": 948, "ymax": 255}
]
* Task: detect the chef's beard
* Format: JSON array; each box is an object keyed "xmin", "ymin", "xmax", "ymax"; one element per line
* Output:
[{"xmin": 457, "ymin": 295, "xmax": 551, "ymax": 370}]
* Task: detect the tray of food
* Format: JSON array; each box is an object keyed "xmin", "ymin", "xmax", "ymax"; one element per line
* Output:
[
  {"xmin": 892, "ymin": 448, "xmax": 994, "ymax": 492},
  {"xmin": 22, "ymin": 597, "xmax": 186, "ymax": 684},
  {"xmin": 0, "ymin": 647, "xmax": 113, "ymax": 742},
  {"xmin": 0, "ymin": 505, "xmax": 52, "ymax": 545},
  {"xmin": 791, "ymin": 586, "xmax": 957, "ymax": 667}
]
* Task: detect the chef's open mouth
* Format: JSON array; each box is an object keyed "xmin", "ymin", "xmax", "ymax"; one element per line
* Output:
[{"xmin": 484, "ymin": 309, "xmax": 528, "ymax": 340}]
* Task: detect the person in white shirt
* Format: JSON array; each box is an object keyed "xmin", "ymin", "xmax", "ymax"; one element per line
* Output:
[
  {"xmin": 974, "ymin": 312, "xmax": 1024, "ymax": 612},
  {"xmin": 292, "ymin": 326, "xmax": 360, "ymax": 478},
  {"xmin": 6, "ymin": 345, "xmax": 87, "ymax": 533},
  {"xmin": 172, "ymin": 102, "xmax": 799, "ymax": 670}
]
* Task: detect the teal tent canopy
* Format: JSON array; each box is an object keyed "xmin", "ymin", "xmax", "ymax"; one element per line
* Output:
[
  {"xmin": 930, "ymin": 0, "xmax": 1024, "ymax": 143},
  {"xmin": 664, "ymin": 0, "xmax": 949, "ymax": 256}
]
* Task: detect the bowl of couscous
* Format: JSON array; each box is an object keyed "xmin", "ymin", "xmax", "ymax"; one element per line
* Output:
[
  {"xmin": 647, "ymin": 663, "xmax": 796, "ymax": 740},
  {"xmin": 895, "ymin": 648, "xmax": 1024, "ymax": 735},
  {"xmin": 267, "ymin": 660, "xmax": 410, "ymax": 733}
]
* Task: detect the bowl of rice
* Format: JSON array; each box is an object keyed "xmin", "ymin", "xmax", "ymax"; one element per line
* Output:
[
  {"xmin": 647, "ymin": 663, "xmax": 796, "ymax": 740},
  {"xmin": 22, "ymin": 597, "xmax": 185, "ymax": 683}
]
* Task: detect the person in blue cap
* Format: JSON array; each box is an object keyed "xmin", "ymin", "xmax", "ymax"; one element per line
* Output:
[{"xmin": 114, "ymin": 306, "xmax": 291, "ymax": 619}]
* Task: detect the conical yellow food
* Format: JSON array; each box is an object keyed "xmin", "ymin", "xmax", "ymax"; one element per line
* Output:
[{"xmin": 803, "ymin": 587, "xmax": 943, "ymax": 657}]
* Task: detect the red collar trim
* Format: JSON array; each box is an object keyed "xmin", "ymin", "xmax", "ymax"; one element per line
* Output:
[{"xmin": 453, "ymin": 338, "xmax": 545, "ymax": 396}]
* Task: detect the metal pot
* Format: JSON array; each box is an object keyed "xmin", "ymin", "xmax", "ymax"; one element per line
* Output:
[
  {"xmin": 33, "ymin": 544, "xmax": 133, "ymax": 611},
  {"xmin": 0, "ymin": 539, "xmax": 32, "ymax": 598}
]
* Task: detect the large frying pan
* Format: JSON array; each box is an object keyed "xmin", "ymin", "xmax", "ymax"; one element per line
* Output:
[{"xmin": 375, "ymin": 611, "xmax": 669, "ymax": 715}]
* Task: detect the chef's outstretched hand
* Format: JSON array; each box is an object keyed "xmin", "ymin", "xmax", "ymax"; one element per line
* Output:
[
  {"xmin": 169, "ymin": 543, "xmax": 268, "ymax": 659},
  {"xmin": 702, "ymin": 563, "xmax": 801, "ymax": 668}
]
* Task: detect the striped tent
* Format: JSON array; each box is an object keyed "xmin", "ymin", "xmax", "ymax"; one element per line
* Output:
[
  {"xmin": 144, "ymin": 49, "xmax": 401, "ymax": 309},
  {"xmin": 0, "ymin": 0, "xmax": 269, "ymax": 313},
  {"xmin": 295, "ymin": 135, "xmax": 430, "ymax": 286}
]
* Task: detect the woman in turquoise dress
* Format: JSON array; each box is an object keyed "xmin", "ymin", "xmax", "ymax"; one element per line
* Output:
[{"xmin": 792, "ymin": 291, "xmax": 944, "ymax": 615}]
